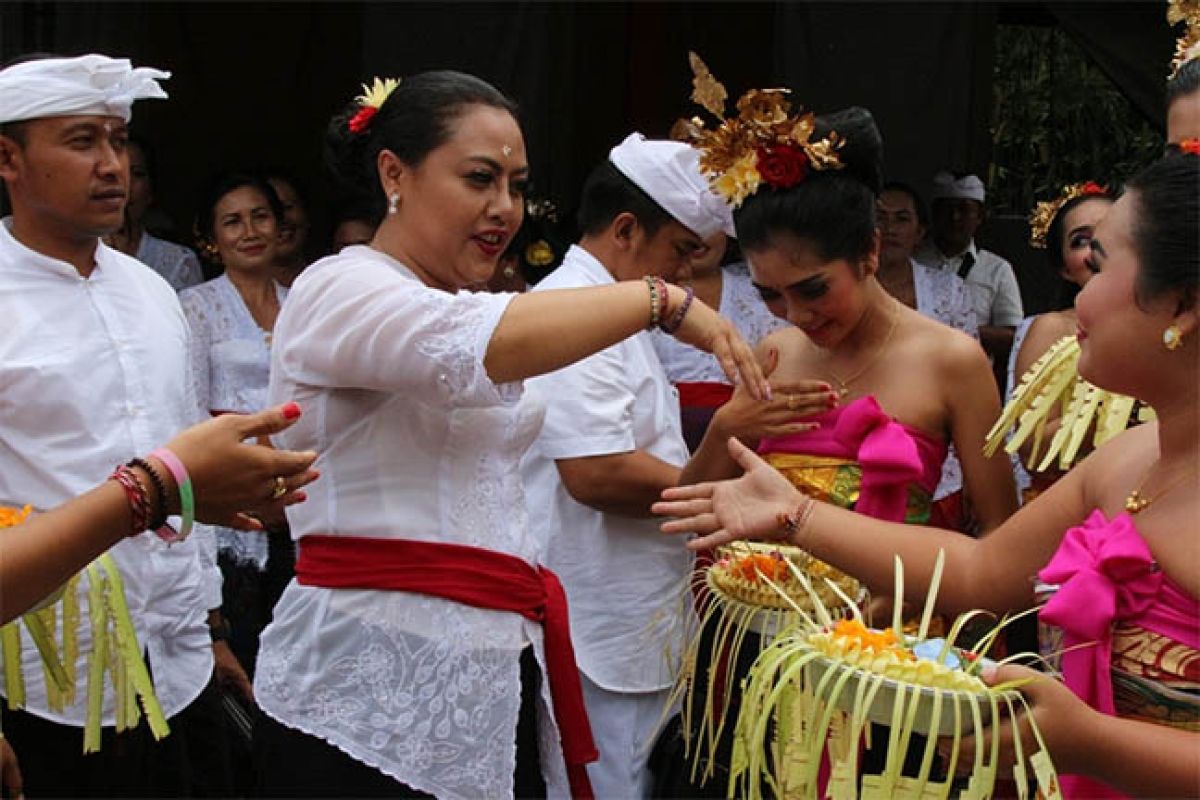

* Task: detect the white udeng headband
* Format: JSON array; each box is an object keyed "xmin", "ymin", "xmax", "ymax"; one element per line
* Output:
[{"xmin": 0, "ymin": 54, "xmax": 169, "ymax": 125}]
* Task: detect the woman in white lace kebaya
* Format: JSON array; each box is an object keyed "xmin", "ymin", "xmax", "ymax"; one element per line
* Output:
[
  {"xmin": 180, "ymin": 173, "xmax": 290, "ymax": 690},
  {"xmin": 251, "ymin": 71, "xmax": 768, "ymax": 800}
]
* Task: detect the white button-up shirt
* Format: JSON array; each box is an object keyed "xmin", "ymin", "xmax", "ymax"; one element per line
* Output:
[
  {"xmin": 255, "ymin": 246, "xmax": 568, "ymax": 799},
  {"xmin": 0, "ymin": 218, "xmax": 217, "ymax": 726},
  {"xmin": 916, "ymin": 240, "xmax": 1023, "ymax": 329},
  {"xmin": 522, "ymin": 245, "xmax": 692, "ymax": 694}
]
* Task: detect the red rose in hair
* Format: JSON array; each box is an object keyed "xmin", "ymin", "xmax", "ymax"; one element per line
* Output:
[
  {"xmin": 1179, "ymin": 138, "xmax": 1200, "ymax": 156},
  {"xmin": 348, "ymin": 106, "xmax": 378, "ymax": 134},
  {"xmin": 1080, "ymin": 181, "xmax": 1106, "ymax": 196},
  {"xmin": 755, "ymin": 144, "xmax": 809, "ymax": 189}
]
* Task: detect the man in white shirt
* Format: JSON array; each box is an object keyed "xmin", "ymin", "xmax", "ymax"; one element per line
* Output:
[
  {"xmin": 0, "ymin": 54, "xmax": 230, "ymax": 796},
  {"xmin": 522, "ymin": 133, "xmax": 733, "ymax": 798},
  {"xmin": 915, "ymin": 171, "xmax": 1023, "ymax": 373}
]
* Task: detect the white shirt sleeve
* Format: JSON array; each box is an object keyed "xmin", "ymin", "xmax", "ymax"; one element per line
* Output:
[
  {"xmin": 533, "ymin": 345, "xmax": 637, "ymax": 460},
  {"xmin": 277, "ymin": 258, "xmax": 520, "ymax": 408}
]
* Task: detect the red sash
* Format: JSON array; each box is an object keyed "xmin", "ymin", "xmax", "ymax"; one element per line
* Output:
[
  {"xmin": 675, "ymin": 381, "xmax": 734, "ymax": 409},
  {"xmin": 295, "ymin": 535, "xmax": 597, "ymax": 799}
]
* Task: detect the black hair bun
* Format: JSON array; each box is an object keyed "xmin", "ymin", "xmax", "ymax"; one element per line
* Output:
[{"xmin": 815, "ymin": 106, "xmax": 883, "ymax": 195}]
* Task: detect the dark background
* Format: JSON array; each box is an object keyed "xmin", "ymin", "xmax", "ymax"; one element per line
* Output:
[{"xmin": 1, "ymin": 1, "xmax": 1173, "ymax": 313}]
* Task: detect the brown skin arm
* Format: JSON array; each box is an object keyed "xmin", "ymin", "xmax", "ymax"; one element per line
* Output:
[{"xmin": 556, "ymin": 451, "xmax": 681, "ymax": 518}]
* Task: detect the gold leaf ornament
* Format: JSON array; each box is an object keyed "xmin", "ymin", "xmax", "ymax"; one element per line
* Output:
[{"xmin": 688, "ymin": 51, "xmax": 728, "ymax": 117}]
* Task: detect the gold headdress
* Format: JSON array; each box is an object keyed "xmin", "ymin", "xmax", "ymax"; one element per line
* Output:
[
  {"xmin": 1168, "ymin": 0, "xmax": 1200, "ymax": 79},
  {"xmin": 1027, "ymin": 181, "xmax": 1109, "ymax": 249},
  {"xmin": 671, "ymin": 52, "xmax": 844, "ymax": 207}
]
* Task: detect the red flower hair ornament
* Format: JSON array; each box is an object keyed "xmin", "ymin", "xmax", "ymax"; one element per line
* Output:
[{"xmin": 347, "ymin": 77, "xmax": 400, "ymax": 136}]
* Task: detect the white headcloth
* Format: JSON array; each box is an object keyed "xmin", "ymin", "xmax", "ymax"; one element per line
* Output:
[
  {"xmin": 609, "ymin": 132, "xmax": 735, "ymax": 239},
  {"xmin": 0, "ymin": 54, "xmax": 169, "ymax": 125},
  {"xmin": 930, "ymin": 171, "xmax": 986, "ymax": 204}
]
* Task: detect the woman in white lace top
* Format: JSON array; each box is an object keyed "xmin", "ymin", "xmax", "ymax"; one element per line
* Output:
[
  {"xmin": 252, "ymin": 71, "xmax": 767, "ymax": 800},
  {"xmin": 180, "ymin": 173, "xmax": 290, "ymax": 688}
]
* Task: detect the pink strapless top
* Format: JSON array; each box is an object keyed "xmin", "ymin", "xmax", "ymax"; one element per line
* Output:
[
  {"xmin": 759, "ymin": 396, "xmax": 947, "ymax": 523},
  {"xmin": 1039, "ymin": 508, "xmax": 1200, "ymax": 798}
]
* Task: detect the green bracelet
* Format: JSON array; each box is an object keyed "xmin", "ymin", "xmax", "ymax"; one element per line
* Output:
[{"xmin": 148, "ymin": 447, "xmax": 194, "ymax": 543}]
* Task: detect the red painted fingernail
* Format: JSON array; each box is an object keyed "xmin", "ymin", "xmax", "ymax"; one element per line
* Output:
[
  {"xmin": 294, "ymin": 491, "xmax": 308, "ymax": 502},
  {"xmin": 282, "ymin": 402, "xmax": 301, "ymax": 420}
]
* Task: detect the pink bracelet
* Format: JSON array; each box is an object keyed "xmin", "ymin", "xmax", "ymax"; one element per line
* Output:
[{"xmin": 148, "ymin": 447, "xmax": 194, "ymax": 543}]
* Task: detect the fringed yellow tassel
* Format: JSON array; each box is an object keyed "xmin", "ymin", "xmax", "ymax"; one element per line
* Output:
[{"xmin": 985, "ymin": 335, "xmax": 1151, "ymax": 471}]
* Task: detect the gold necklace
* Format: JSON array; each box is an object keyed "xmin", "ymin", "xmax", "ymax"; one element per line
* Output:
[
  {"xmin": 1124, "ymin": 462, "xmax": 1198, "ymax": 514},
  {"xmin": 827, "ymin": 311, "xmax": 900, "ymax": 396}
]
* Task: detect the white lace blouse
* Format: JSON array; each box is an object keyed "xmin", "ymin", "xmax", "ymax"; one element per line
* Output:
[
  {"xmin": 254, "ymin": 246, "xmax": 567, "ymax": 799},
  {"xmin": 652, "ymin": 262, "xmax": 788, "ymax": 382},
  {"xmin": 180, "ymin": 274, "xmax": 288, "ymax": 568}
]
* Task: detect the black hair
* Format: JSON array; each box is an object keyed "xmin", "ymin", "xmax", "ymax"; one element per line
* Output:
[
  {"xmin": 575, "ymin": 159, "xmax": 672, "ymax": 238},
  {"xmin": 1166, "ymin": 58, "xmax": 1200, "ymax": 108},
  {"xmin": 127, "ymin": 135, "xmax": 157, "ymax": 186},
  {"xmin": 325, "ymin": 71, "xmax": 518, "ymax": 219},
  {"xmin": 1044, "ymin": 190, "xmax": 1115, "ymax": 272},
  {"xmin": 880, "ymin": 180, "xmax": 928, "ymax": 228},
  {"xmin": 1126, "ymin": 149, "xmax": 1199, "ymax": 310},
  {"xmin": 734, "ymin": 106, "xmax": 883, "ymax": 264},
  {"xmin": 194, "ymin": 171, "xmax": 285, "ymax": 248},
  {"xmin": 259, "ymin": 167, "xmax": 310, "ymax": 214},
  {"xmin": 502, "ymin": 197, "xmax": 570, "ymax": 285}
]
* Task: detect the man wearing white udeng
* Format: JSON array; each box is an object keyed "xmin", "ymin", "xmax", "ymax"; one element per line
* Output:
[{"xmin": 523, "ymin": 133, "xmax": 734, "ymax": 798}]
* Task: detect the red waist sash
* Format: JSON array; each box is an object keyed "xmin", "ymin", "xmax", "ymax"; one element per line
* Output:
[
  {"xmin": 295, "ymin": 535, "xmax": 597, "ymax": 799},
  {"xmin": 676, "ymin": 381, "xmax": 734, "ymax": 409}
]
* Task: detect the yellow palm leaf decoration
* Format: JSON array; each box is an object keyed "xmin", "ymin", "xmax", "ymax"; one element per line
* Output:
[
  {"xmin": 730, "ymin": 552, "xmax": 1062, "ymax": 800},
  {"xmin": 0, "ymin": 505, "xmax": 169, "ymax": 752},
  {"xmin": 984, "ymin": 336, "xmax": 1151, "ymax": 472}
]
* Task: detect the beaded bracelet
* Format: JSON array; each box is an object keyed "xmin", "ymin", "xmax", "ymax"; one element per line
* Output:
[
  {"xmin": 148, "ymin": 447, "xmax": 194, "ymax": 544},
  {"xmin": 128, "ymin": 457, "xmax": 168, "ymax": 531},
  {"xmin": 660, "ymin": 284, "xmax": 695, "ymax": 334},
  {"xmin": 110, "ymin": 464, "xmax": 152, "ymax": 537},
  {"xmin": 776, "ymin": 496, "xmax": 816, "ymax": 546},
  {"xmin": 643, "ymin": 276, "xmax": 662, "ymax": 329}
]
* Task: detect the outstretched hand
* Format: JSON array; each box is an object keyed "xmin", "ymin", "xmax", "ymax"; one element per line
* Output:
[
  {"xmin": 653, "ymin": 436, "xmax": 806, "ymax": 549},
  {"xmin": 159, "ymin": 402, "xmax": 319, "ymax": 530}
]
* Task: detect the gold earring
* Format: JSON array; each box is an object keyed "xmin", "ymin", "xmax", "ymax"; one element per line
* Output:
[{"xmin": 1163, "ymin": 323, "xmax": 1184, "ymax": 351}]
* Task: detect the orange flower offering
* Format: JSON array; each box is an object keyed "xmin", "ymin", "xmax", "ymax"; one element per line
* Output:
[
  {"xmin": 733, "ymin": 552, "xmax": 789, "ymax": 583},
  {"xmin": 0, "ymin": 504, "xmax": 32, "ymax": 527},
  {"xmin": 829, "ymin": 618, "xmax": 911, "ymax": 659}
]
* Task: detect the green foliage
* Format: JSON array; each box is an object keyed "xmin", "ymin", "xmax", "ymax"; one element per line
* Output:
[{"xmin": 989, "ymin": 25, "xmax": 1161, "ymax": 215}]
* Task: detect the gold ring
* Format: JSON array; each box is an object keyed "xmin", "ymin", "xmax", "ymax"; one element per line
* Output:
[{"xmin": 270, "ymin": 475, "xmax": 288, "ymax": 500}]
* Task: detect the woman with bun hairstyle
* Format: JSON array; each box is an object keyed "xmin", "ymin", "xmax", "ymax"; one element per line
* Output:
[
  {"xmin": 663, "ymin": 76, "xmax": 1016, "ymax": 791},
  {"xmin": 659, "ymin": 148, "xmax": 1200, "ymax": 799},
  {"xmin": 251, "ymin": 71, "xmax": 767, "ymax": 799},
  {"xmin": 687, "ymin": 103, "xmax": 1016, "ymax": 539}
]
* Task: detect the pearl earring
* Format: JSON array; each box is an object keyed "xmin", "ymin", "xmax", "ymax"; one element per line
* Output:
[
  {"xmin": 1163, "ymin": 323, "xmax": 1184, "ymax": 351},
  {"xmin": 388, "ymin": 193, "xmax": 399, "ymax": 215}
]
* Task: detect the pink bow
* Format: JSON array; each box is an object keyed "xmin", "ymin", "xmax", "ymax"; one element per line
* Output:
[
  {"xmin": 832, "ymin": 396, "xmax": 922, "ymax": 522},
  {"xmin": 1039, "ymin": 510, "xmax": 1162, "ymax": 716}
]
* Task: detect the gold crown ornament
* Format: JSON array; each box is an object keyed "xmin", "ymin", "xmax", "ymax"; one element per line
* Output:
[
  {"xmin": 1027, "ymin": 181, "xmax": 1109, "ymax": 249},
  {"xmin": 1169, "ymin": 0, "xmax": 1200, "ymax": 79},
  {"xmin": 671, "ymin": 52, "xmax": 844, "ymax": 207}
]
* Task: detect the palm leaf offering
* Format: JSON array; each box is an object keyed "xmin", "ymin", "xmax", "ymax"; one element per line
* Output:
[
  {"xmin": 984, "ymin": 336, "xmax": 1151, "ymax": 472},
  {"xmin": 729, "ymin": 551, "xmax": 1061, "ymax": 800},
  {"xmin": 668, "ymin": 541, "xmax": 864, "ymax": 789},
  {"xmin": 0, "ymin": 505, "xmax": 169, "ymax": 752}
]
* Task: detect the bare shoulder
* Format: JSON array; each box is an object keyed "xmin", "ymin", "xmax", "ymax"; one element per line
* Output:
[
  {"xmin": 759, "ymin": 326, "xmax": 810, "ymax": 358},
  {"xmin": 901, "ymin": 308, "xmax": 988, "ymax": 377}
]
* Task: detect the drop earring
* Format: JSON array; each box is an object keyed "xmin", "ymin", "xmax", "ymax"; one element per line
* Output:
[{"xmin": 388, "ymin": 192, "xmax": 399, "ymax": 216}]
